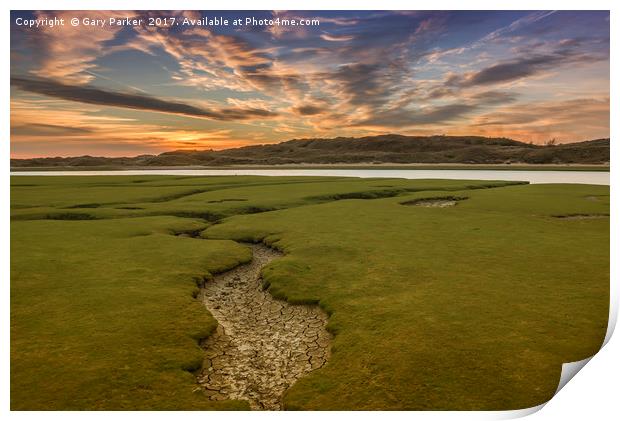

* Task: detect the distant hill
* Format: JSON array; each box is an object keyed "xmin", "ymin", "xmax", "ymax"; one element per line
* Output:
[{"xmin": 10, "ymin": 135, "xmax": 610, "ymax": 168}]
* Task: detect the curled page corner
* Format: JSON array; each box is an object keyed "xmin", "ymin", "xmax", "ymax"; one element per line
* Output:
[
  {"xmin": 489, "ymin": 358, "xmax": 592, "ymax": 420},
  {"xmin": 533, "ymin": 291, "xmax": 619, "ymax": 413},
  {"xmin": 603, "ymin": 294, "xmax": 618, "ymax": 347},
  {"xmin": 555, "ymin": 357, "xmax": 593, "ymax": 395},
  {"xmin": 493, "ymin": 403, "xmax": 546, "ymax": 420},
  {"xmin": 492, "ymin": 352, "xmax": 604, "ymax": 419}
]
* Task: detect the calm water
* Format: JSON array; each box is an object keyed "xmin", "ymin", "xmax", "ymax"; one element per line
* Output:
[{"xmin": 10, "ymin": 169, "xmax": 609, "ymax": 185}]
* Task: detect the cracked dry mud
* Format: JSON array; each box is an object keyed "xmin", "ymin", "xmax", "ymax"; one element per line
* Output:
[
  {"xmin": 413, "ymin": 199, "xmax": 459, "ymax": 207},
  {"xmin": 401, "ymin": 197, "xmax": 467, "ymax": 208},
  {"xmin": 197, "ymin": 244, "xmax": 331, "ymax": 410}
]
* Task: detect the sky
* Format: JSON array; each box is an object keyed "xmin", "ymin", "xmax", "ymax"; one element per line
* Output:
[{"xmin": 10, "ymin": 10, "xmax": 610, "ymax": 158}]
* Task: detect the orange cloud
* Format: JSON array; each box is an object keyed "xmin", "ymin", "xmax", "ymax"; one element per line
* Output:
[{"xmin": 29, "ymin": 11, "xmax": 125, "ymax": 84}]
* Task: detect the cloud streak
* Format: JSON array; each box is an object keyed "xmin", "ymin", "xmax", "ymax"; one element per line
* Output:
[
  {"xmin": 449, "ymin": 46, "xmax": 601, "ymax": 87},
  {"xmin": 320, "ymin": 33, "xmax": 354, "ymax": 42},
  {"xmin": 11, "ymin": 77, "xmax": 278, "ymax": 121},
  {"xmin": 353, "ymin": 91, "xmax": 518, "ymax": 128}
]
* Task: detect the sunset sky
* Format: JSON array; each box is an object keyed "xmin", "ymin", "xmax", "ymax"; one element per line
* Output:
[{"xmin": 10, "ymin": 10, "xmax": 610, "ymax": 158}]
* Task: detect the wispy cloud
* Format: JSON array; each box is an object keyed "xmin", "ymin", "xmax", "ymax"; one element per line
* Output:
[
  {"xmin": 477, "ymin": 11, "xmax": 557, "ymax": 45},
  {"xmin": 320, "ymin": 33, "xmax": 354, "ymax": 42},
  {"xmin": 26, "ymin": 11, "xmax": 125, "ymax": 84}
]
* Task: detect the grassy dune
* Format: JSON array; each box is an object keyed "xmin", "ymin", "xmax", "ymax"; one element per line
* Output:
[{"xmin": 10, "ymin": 176, "xmax": 609, "ymax": 410}]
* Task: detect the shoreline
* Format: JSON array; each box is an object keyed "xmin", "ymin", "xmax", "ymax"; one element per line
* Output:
[{"xmin": 9, "ymin": 163, "xmax": 611, "ymax": 172}]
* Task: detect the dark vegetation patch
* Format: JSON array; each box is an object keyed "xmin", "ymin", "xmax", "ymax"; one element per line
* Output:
[
  {"xmin": 237, "ymin": 205, "xmax": 279, "ymax": 214},
  {"xmin": 207, "ymin": 198, "xmax": 248, "ymax": 203},
  {"xmin": 44, "ymin": 212, "xmax": 99, "ymax": 220},
  {"xmin": 552, "ymin": 213, "xmax": 609, "ymax": 220},
  {"xmin": 127, "ymin": 231, "xmax": 151, "ymax": 237},
  {"xmin": 461, "ymin": 181, "xmax": 529, "ymax": 189},
  {"xmin": 309, "ymin": 189, "xmax": 404, "ymax": 202},
  {"xmin": 12, "ymin": 212, "xmax": 99, "ymax": 221},
  {"xmin": 116, "ymin": 206, "xmax": 145, "ymax": 210},
  {"xmin": 145, "ymin": 189, "xmax": 212, "ymax": 203},
  {"xmin": 163, "ymin": 205, "xmax": 280, "ymax": 223},
  {"xmin": 63, "ymin": 203, "xmax": 102, "ymax": 209},
  {"xmin": 166, "ymin": 211, "xmax": 222, "ymax": 222},
  {"xmin": 172, "ymin": 228, "xmax": 205, "ymax": 238},
  {"xmin": 130, "ymin": 177, "xmax": 194, "ymax": 184}
]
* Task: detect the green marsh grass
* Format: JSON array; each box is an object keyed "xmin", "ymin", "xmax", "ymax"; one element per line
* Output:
[{"xmin": 10, "ymin": 176, "xmax": 609, "ymax": 410}]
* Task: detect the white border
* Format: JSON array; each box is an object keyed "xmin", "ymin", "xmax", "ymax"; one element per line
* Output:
[{"xmin": 2, "ymin": 1, "xmax": 617, "ymax": 420}]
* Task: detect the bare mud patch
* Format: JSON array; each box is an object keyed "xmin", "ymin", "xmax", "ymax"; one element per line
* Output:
[
  {"xmin": 584, "ymin": 195, "xmax": 608, "ymax": 202},
  {"xmin": 197, "ymin": 244, "xmax": 331, "ymax": 410},
  {"xmin": 401, "ymin": 196, "xmax": 468, "ymax": 208}
]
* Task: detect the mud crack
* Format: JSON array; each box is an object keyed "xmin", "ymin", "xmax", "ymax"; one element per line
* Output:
[{"xmin": 197, "ymin": 244, "xmax": 331, "ymax": 410}]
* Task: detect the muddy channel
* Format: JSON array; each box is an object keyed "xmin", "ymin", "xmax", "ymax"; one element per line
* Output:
[{"xmin": 196, "ymin": 244, "xmax": 331, "ymax": 410}]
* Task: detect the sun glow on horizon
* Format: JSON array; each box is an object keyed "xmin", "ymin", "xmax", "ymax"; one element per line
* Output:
[{"xmin": 10, "ymin": 10, "xmax": 610, "ymax": 158}]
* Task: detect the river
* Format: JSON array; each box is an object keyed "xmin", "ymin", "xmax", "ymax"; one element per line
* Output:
[{"xmin": 10, "ymin": 169, "xmax": 610, "ymax": 185}]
